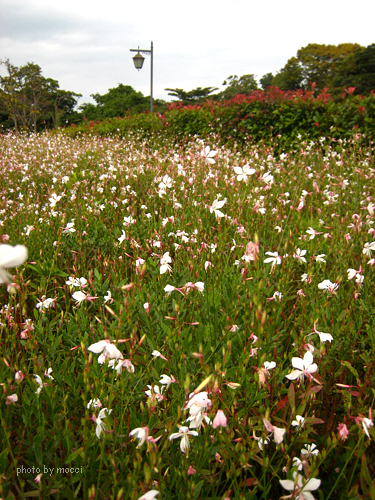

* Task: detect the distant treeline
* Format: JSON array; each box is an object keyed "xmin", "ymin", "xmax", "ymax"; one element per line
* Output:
[{"xmin": 1, "ymin": 42, "xmax": 374, "ymax": 132}]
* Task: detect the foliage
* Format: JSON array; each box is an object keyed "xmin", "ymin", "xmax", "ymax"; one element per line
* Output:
[
  {"xmin": 64, "ymin": 86, "xmax": 375, "ymax": 153},
  {"xmin": 0, "ymin": 59, "xmax": 81, "ymax": 132},
  {"xmin": 78, "ymin": 84, "xmax": 167, "ymax": 120},
  {"xmin": 0, "ymin": 131, "xmax": 375, "ymax": 499},
  {"xmin": 164, "ymin": 86, "xmax": 218, "ymax": 105},
  {"xmin": 217, "ymin": 74, "xmax": 259, "ymax": 100}
]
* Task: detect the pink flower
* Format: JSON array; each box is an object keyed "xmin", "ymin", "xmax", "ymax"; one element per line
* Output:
[
  {"xmin": 337, "ymin": 423, "xmax": 349, "ymax": 441},
  {"xmin": 187, "ymin": 466, "xmax": 196, "ymax": 475},
  {"xmin": 6, "ymin": 394, "xmax": 18, "ymax": 405},
  {"xmin": 212, "ymin": 410, "xmax": 227, "ymax": 429},
  {"xmin": 263, "ymin": 418, "xmax": 286, "ymax": 444}
]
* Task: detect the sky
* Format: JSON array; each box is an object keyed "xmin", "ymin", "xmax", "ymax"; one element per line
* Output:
[{"xmin": 1, "ymin": 0, "xmax": 374, "ymax": 108}]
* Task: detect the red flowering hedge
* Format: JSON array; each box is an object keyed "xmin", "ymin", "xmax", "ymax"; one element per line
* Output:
[{"xmin": 64, "ymin": 86, "xmax": 375, "ymax": 149}]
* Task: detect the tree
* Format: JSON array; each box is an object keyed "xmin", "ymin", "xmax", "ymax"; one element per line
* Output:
[
  {"xmin": 296, "ymin": 43, "xmax": 364, "ymax": 90},
  {"xmin": 260, "ymin": 72, "xmax": 274, "ymax": 91},
  {"xmin": 272, "ymin": 57, "xmax": 304, "ymax": 91},
  {"xmin": 218, "ymin": 74, "xmax": 258, "ymax": 100},
  {"xmin": 164, "ymin": 86, "xmax": 218, "ymax": 105},
  {"xmin": 331, "ymin": 43, "xmax": 375, "ymax": 95},
  {"xmin": 79, "ymin": 84, "xmax": 156, "ymax": 120},
  {"xmin": 0, "ymin": 59, "xmax": 81, "ymax": 131}
]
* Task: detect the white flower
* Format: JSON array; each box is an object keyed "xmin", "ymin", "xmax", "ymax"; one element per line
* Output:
[
  {"xmin": 233, "ymin": 164, "xmax": 256, "ymax": 183},
  {"xmin": 72, "ymin": 290, "xmax": 87, "ymax": 304},
  {"xmin": 63, "ymin": 222, "xmax": 76, "ymax": 234},
  {"xmin": 159, "ymin": 374, "xmax": 174, "ymax": 388},
  {"xmin": 103, "ymin": 291, "xmax": 112, "ymax": 303},
  {"xmin": 363, "ymin": 242, "xmax": 375, "ymax": 256},
  {"xmin": 129, "ymin": 427, "xmax": 149, "ymax": 447},
  {"xmin": 169, "ymin": 426, "xmax": 198, "ymax": 453},
  {"xmin": 210, "ymin": 198, "xmax": 226, "ymax": 219},
  {"xmin": 362, "ymin": 417, "xmax": 373, "ymax": 438},
  {"xmin": 160, "ymin": 252, "xmax": 172, "ymax": 274},
  {"xmin": 138, "ymin": 490, "xmax": 159, "ymax": 500},
  {"xmin": 88, "ymin": 340, "xmax": 123, "ymax": 364},
  {"xmin": 34, "ymin": 374, "xmax": 44, "ymax": 395},
  {"xmin": 280, "ymin": 472, "xmax": 321, "ymax": 500},
  {"xmin": 264, "ymin": 361, "xmax": 276, "ymax": 372},
  {"xmin": 36, "ymin": 296, "xmax": 55, "ymax": 311},
  {"xmin": 315, "ymin": 254, "xmax": 326, "ymax": 263},
  {"xmin": 0, "ymin": 244, "xmax": 28, "ymax": 284},
  {"xmin": 145, "ymin": 385, "xmax": 164, "ymax": 402},
  {"xmin": 291, "ymin": 415, "xmax": 305, "ymax": 429},
  {"xmin": 294, "ymin": 248, "xmax": 307, "ymax": 264},
  {"xmin": 110, "ymin": 359, "xmax": 135, "ymax": 375},
  {"xmin": 318, "ymin": 279, "xmax": 339, "ymax": 293},
  {"xmin": 347, "ymin": 268, "xmax": 357, "ymax": 280},
  {"xmin": 87, "ymin": 398, "xmax": 102, "ymax": 409},
  {"xmin": 202, "ymin": 145, "xmax": 217, "ymax": 164},
  {"xmin": 185, "ymin": 391, "xmax": 211, "ymax": 416},
  {"xmin": 263, "ymin": 418, "xmax": 286, "ymax": 444},
  {"xmin": 194, "ymin": 281, "xmax": 205, "ymax": 293},
  {"xmin": 285, "ymin": 351, "xmax": 318, "ymax": 382},
  {"xmin": 164, "ymin": 284, "xmax": 175, "ymax": 295},
  {"xmin": 301, "ymin": 443, "xmax": 319, "ymax": 457},
  {"xmin": 66, "ymin": 276, "xmax": 87, "ymax": 288},
  {"xmin": 95, "ymin": 408, "xmax": 112, "ymax": 439},
  {"xmin": 306, "ymin": 227, "xmax": 318, "ymax": 240},
  {"xmin": 118, "ymin": 230, "xmax": 127, "ymax": 244},
  {"xmin": 262, "ymin": 171, "xmax": 274, "ymax": 184},
  {"xmin": 185, "ymin": 413, "xmax": 211, "ymax": 430},
  {"xmin": 264, "ymin": 251, "xmax": 281, "ymax": 268}
]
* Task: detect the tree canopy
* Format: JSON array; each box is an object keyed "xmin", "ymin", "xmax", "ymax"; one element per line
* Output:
[{"xmin": 0, "ymin": 59, "xmax": 81, "ymax": 132}]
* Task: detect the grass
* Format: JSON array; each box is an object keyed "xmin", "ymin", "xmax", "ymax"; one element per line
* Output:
[{"xmin": 0, "ymin": 130, "xmax": 374, "ymax": 500}]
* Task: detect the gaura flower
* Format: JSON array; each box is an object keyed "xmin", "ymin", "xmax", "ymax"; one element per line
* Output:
[
  {"xmin": 280, "ymin": 472, "xmax": 321, "ymax": 500},
  {"xmin": 160, "ymin": 252, "xmax": 172, "ymax": 274},
  {"xmin": 159, "ymin": 374, "xmax": 176, "ymax": 388},
  {"xmin": 308, "ymin": 322, "xmax": 333, "ymax": 343},
  {"xmin": 88, "ymin": 340, "xmax": 123, "ymax": 364},
  {"xmin": 184, "ymin": 412, "xmax": 211, "ymax": 430},
  {"xmin": 185, "ymin": 391, "xmax": 211, "ymax": 416},
  {"xmin": 291, "ymin": 415, "xmax": 305, "ymax": 429},
  {"xmin": 34, "ymin": 374, "xmax": 44, "ymax": 395},
  {"xmin": 212, "ymin": 409, "xmax": 227, "ymax": 429},
  {"xmin": 233, "ymin": 164, "xmax": 256, "ymax": 183},
  {"xmin": 318, "ymin": 279, "xmax": 339, "ymax": 294},
  {"xmin": 138, "ymin": 489, "xmax": 159, "ymax": 500},
  {"xmin": 301, "ymin": 443, "xmax": 319, "ymax": 457},
  {"xmin": 263, "ymin": 418, "xmax": 286, "ymax": 444},
  {"xmin": 264, "ymin": 251, "xmax": 281, "ymax": 268},
  {"xmin": 169, "ymin": 426, "xmax": 198, "ymax": 453},
  {"xmin": 201, "ymin": 145, "xmax": 217, "ymax": 164},
  {"xmin": 0, "ymin": 244, "xmax": 28, "ymax": 284},
  {"xmin": 294, "ymin": 248, "xmax": 307, "ymax": 264},
  {"xmin": 94, "ymin": 408, "xmax": 112, "ymax": 439},
  {"xmin": 285, "ymin": 351, "xmax": 318, "ymax": 382},
  {"xmin": 129, "ymin": 427, "xmax": 149, "ymax": 447},
  {"xmin": 210, "ymin": 198, "xmax": 227, "ymax": 219}
]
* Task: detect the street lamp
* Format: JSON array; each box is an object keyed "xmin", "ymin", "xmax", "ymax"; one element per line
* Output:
[{"xmin": 130, "ymin": 41, "xmax": 153, "ymax": 113}]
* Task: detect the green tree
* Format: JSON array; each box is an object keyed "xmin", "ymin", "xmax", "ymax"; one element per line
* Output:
[
  {"xmin": 218, "ymin": 74, "xmax": 258, "ymax": 99},
  {"xmin": 0, "ymin": 59, "xmax": 81, "ymax": 131},
  {"xmin": 272, "ymin": 57, "xmax": 304, "ymax": 91},
  {"xmin": 260, "ymin": 72, "xmax": 274, "ymax": 91},
  {"xmin": 164, "ymin": 86, "xmax": 218, "ymax": 105},
  {"xmin": 332, "ymin": 43, "xmax": 375, "ymax": 95},
  {"xmin": 297, "ymin": 43, "xmax": 364, "ymax": 90},
  {"xmin": 79, "ymin": 84, "xmax": 161, "ymax": 120}
]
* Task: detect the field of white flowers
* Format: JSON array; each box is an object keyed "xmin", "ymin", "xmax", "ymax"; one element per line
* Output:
[{"xmin": 0, "ymin": 131, "xmax": 374, "ymax": 500}]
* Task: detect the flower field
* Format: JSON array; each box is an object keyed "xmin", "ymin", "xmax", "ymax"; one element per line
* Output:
[{"xmin": 0, "ymin": 130, "xmax": 374, "ymax": 499}]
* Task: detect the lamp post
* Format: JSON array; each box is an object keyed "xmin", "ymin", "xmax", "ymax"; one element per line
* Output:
[{"xmin": 130, "ymin": 41, "xmax": 153, "ymax": 113}]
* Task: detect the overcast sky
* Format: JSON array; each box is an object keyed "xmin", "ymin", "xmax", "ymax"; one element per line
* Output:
[{"xmin": 1, "ymin": 0, "xmax": 374, "ymax": 107}]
